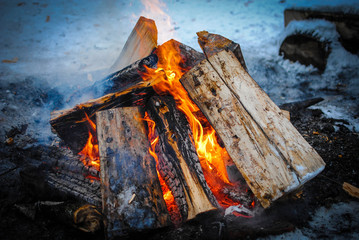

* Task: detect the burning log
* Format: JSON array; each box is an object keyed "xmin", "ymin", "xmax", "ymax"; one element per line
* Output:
[
  {"xmin": 146, "ymin": 96, "xmax": 219, "ymax": 222},
  {"xmin": 109, "ymin": 16, "xmax": 158, "ymax": 73},
  {"xmin": 180, "ymin": 50, "xmax": 325, "ymax": 208},
  {"xmin": 96, "ymin": 107, "xmax": 171, "ymax": 238},
  {"xmin": 51, "ymin": 40, "xmax": 204, "ymax": 153}
]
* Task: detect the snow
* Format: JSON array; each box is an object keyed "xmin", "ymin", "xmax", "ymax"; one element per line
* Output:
[{"xmin": 259, "ymin": 201, "xmax": 359, "ymax": 240}]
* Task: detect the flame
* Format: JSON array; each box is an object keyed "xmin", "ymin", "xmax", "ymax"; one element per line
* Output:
[
  {"xmin": 143, "ymin": 112, "xmax": 181, "ymax": 224},
  {"xmin": 140, "ymin": 0, "xmax": 175, "ymax": 44},
  {"xmin": 78, "ymin": 113, "xmax": 100, "ymax": 174},
  {"xmin": 141, "ymin": 41, "xmax": 242, "ymax": 208}
]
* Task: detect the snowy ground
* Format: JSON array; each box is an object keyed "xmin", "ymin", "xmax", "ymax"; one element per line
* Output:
[
  {"xmin": 0, "ymin": 0, "xmax": 358, "ymax": 238},
  {"xmin": 1, "ymin": 0, "xmax": 358, "ymax": 133}
]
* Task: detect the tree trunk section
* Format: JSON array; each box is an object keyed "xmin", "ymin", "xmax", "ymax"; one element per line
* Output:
[
  {"xmin": 96, "ymin": 107, "xmax": 170, "ymax": 239},
  {"xmin": 180, "ymin": 50, "xmax": 325, "ymax": 208},
  {"xmin": 109, "ymin": 16, "xmax": 158, "ymax": 73},
  {"xmin": 146, "ymin": 96, "xmax": 218, "ymax": 221}
]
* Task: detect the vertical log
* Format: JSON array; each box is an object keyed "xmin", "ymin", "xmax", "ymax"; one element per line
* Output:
[
  {"xmin": 180, "ymin": 50, "xmax": 325, "ymax": 208},
  {"xmin": 96, "ymin": 107, "xmax": 170, "ymax": 238},
  {"xmin": 146, "ymin": 96, "xmax": 218, "ymax": 221}
]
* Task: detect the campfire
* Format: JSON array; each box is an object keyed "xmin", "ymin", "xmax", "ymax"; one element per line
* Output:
[{"xmin": 48, "ymin": 16, "xmax": 326, "ymax": 238}]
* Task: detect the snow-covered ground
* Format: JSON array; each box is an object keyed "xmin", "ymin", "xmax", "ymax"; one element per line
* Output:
[{"xmin": 1, "ymin": 0, "xmax": 358, "ymax": 133}]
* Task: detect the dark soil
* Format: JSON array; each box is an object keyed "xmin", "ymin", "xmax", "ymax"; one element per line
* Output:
[{"xmin": 0, "ymin": 79, "xmax": 358, "ymax": 239}]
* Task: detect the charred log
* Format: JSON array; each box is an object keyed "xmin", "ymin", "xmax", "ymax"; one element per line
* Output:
[
  {"xmin": 20, "ymin": 164, "xmax": 102, "ymax": 207},
  {"xmin": 51, "ymin": 85, "xmax": 156, "ymax": 153},
  {"xmin": 146, "ymin": 96, "xmax": 219, "ymax": 221}
]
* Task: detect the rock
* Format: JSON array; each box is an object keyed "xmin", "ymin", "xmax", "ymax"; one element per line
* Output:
[{"xmin": 279, "ymin": 34, "xmax": 331, "ymax": 73}]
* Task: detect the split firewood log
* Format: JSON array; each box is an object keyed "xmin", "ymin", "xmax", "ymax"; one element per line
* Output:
[
  {"xmin": 96, "ymin": 107, "xmax": 171, "ymax": 239},
  {"xmin": 109, "ymin": 16, "xmax": 158, "ymax": 73},
  {"xmin": 146, "ymin": 96, "xmax": 219, "ymax": 222},
  {"xmin": 180, "ymin": 50, "xmax": 325, "ymax": 208},
  {"xmin": 197, "ymin": 31, "xmax": 247, "ymax": 71}
]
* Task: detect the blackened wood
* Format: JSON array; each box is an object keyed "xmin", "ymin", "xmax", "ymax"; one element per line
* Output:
[
  {"xmin": 164, "ymin": 39, "xmax": 205, "ymax": 70},
  {"xmin": 146, "ymin": 96, "xmax": 218, "ymax": 221},
  {"xmin": 197, "ymin": 31, "xmax": 247, "ymax": 71},
  {"xmin": 69, "ymin": 54, "xmax": 158, "ymax": 103},
  {"xmin": 96, "ymin": 107, "xmax": 170, "ymax": 239},
  {"xmin": 20, "ymin": 165, "xmax": 102, "ymax": 206},
  {"xmin": 51, "ymin": 40, "xmax": 203, "ymax": 153},
  {"xmin": 180, "ymin": 50, "xmax": 325, "ymax": 208},
  {"xmin": 50, "ymin": 85, "xmax": 156, "ymax": 153},
  {"xmin": 109, "ymin": 16, "xmax": 158, "ymax": 73}
]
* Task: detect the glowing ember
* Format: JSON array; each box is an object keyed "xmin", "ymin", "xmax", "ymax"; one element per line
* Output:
[
  {"xmin": 143, "ymin": 112, "xmax": 182, "ymax": 224},
  {"xmin": 78, "ymin": 113, "xmax": 100, "ymax": 175},
  {"xmin": 141, "ymin": 41, "xmax": 243, "ymax": 208}
]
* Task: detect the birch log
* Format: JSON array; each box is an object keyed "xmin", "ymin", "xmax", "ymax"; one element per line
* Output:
[
  {"xmin": 96, "ymin": 107, "xmax": 170, "ymax": 238},
  {"xmin": 180, "ymin": 50, "xmax": 325, "ymax": 208}
]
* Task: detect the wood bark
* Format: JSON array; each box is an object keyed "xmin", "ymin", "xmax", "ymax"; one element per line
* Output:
[
  {"xmin": 197, "ymin": 31, "xmax": 247, "ymax": 71},
  {"xmin": 109, "ymin": 16, "xmax": 158, "ymax": 73},
  {"xmin": 180, "ymin": 50, "xmax": 325, "ymax": 208},
  {"xmin": 96, "ymin": 107, "xmax": 170, "ymax": 239},
  {"xmin": 146, "ymin": 96, "xmax": 218, "ymax": 221}
]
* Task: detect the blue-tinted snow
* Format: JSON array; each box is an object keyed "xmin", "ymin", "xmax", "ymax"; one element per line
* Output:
[{"xmin": 0, "ymin": 0, "xmax": 358, "ymax": 136}]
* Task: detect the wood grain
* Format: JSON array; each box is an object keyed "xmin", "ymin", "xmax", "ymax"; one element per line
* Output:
[
  {"xmin": 96, "ymin": 107, "xmax": 170, "ymax": 238},
  {"xmin": 180, "ymin": 50, "xmax": 325, "ymax": 208}
]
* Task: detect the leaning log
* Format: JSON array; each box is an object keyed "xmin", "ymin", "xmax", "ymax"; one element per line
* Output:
[
  {"xmin": 96, "ymin": 107, "xmax": 170, "ymax": 239},
  {"xmin": 146, "ymin": 96, "xmax": 218, "ymax": 222},
  {"xmin": 109, "ymin": 16, "xmax": 158, "ymax": 73},
  {"xmin": 51, "ymin": 84, "xmax": 157, "ymax": 153},
  {"xmin": 68, "ymin": 54, "xmax": 158, "ymax": 103},
  {"xmin": 180, "ymin": 50, "xmax": 325, "ymax": 208},
  {"xmin": 51, "ymin": 40, "xmax": 204, "ymax": 153}
]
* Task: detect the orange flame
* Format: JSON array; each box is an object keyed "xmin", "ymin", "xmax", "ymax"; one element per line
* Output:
[
  {"xmin": 78, "ymin": 113, "xmax": 100, "ymax": 174},
  {"xmin": 141, "ymin": 41, "xmax": 241, "ymax": 208},
  {"xmin": 143, "ymin": 112, "xmax": 181, "ymax": 224}
]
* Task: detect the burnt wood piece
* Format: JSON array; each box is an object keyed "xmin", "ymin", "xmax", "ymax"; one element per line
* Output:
[
  {"xmin": 69, "ymin": 54, "xmax": 158, "ymax": 103},
  {"xmin": 146, "ymin": 96, "xmax": 218, "ymax": 221},
  {"xmin": 284, "ymin": 8, "xmax": 359, "ymax": 54},
  {"xmin": 279, "ymin": 34, "xmax": 330, "ymax": 73},
  {"xmin": 20, "ymin": 165, "xmax": 102, "ymax": 206},
  {"xmin": 166, "ymin": 39, "xmax": 206, "ymax": 70},
  {"xmin": 279, "ymin": 97, "xmax": 324, "ymax": 112},
  {"xmin": 109, "ymin": 16, "xmax": 158, "ymax": 73},
  {"xmin": 51, "ymin": 40, "xmax": 203, "ymax": 153},
  {"xmin": 50, "ymin": 85, "xmax": 156, "ymax": 153},
  {"xmin": 46, "ymin": 170, "xmax": 102, "ymax": 206},
  {"xmin": 180, "ymin": 50, "xmax": 325, "ymax": 208},
  {"xmin": 96, "ymin": 107, "xmax": 170, "ymax": 239},
  {"xmin": 53, "ymin": 150, "xmax": 100, "ymax": 179},
  {"xmin": 197, "ymin": 31, "xmax": 248, "ymax": 71}
]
